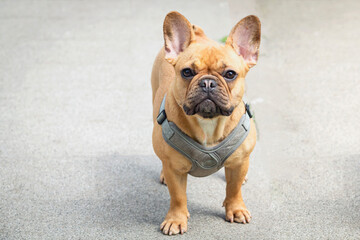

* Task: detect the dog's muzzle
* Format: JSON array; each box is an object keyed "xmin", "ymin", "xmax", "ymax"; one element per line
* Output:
[{"xmin": 183, "ymin": 76, "xmax": 234, "ymax": 118}]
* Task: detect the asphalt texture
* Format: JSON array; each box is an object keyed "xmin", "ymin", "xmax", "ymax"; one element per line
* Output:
[{"xmin": 1, "ymin": 0, "xmax": 359, "ymax": 239}]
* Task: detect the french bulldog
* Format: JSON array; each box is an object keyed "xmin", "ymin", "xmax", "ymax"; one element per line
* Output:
[{"xmin": 151, "ymin": 11, "xmax": 260, "ymax": 235}]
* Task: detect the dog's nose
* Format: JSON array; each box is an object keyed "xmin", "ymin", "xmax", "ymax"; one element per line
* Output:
[{"xmin": 199, "ymin": 79, "xmax": 217, "ymax": 92}]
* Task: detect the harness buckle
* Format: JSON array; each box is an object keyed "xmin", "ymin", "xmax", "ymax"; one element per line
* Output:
[
  {"xmin": 157, "ymin": 110, "xmax": 167, "ymax": 125},
  {"xmin": 245, "ymin": 103, "xmax": 253, "ymax": 118}
]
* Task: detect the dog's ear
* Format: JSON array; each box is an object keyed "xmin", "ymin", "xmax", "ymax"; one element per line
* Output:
[
  {"xmin": 163, "ymin": 11, "xmax": 194, "ymax": 64},
  {"xmin": 226, "ymin": 15, "xmax": 261, "ymax": 68}
]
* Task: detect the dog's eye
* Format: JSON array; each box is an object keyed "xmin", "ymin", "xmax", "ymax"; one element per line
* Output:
[
  {"xmin": 181, "ymin": 68, "xmax": 195, "ymax": 80},
  {"xmin": 223, "ymin": 70, "xmax": 237, "ymax": 81}
]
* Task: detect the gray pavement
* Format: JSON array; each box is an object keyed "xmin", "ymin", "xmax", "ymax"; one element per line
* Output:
[{"xmin": 1, "ymin": 0, "xmax": 359, "ymax": 239}]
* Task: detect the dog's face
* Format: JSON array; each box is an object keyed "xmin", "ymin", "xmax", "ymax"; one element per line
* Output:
[
  {"xmin": 175, "ymin": 42, "xmax": 246, "ymax": 118},
  {"xmin": 163, "ymin": 12, "xmax": 261, "ymax": 119}
]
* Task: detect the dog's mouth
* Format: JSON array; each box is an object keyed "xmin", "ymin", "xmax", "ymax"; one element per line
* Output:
[{"xmin": 183, "ymin": 97, "xmax": 234, "ymax": 119}]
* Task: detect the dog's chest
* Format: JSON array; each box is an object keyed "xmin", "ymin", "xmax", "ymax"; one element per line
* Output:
[{"xmin": 196, "ymin": 118, "xmax": 220, "ymax": 146}]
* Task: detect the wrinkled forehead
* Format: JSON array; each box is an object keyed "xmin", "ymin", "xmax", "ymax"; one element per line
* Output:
[{"xmin": 177, "ymin": 43, "xmax": 243, "ymax": 73}]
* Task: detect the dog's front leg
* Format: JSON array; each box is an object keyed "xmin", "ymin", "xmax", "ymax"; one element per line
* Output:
[
  {"xmin": 223, "ymin": 157, "xmax": 251, "ymax": 224},
  {"xmin": 160, "ymin": 162, "xmax": 189, "ymax": 235}
]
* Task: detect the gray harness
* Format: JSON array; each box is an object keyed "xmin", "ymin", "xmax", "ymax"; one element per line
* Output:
[{"xmin": 157, "ymin": 95, "xmax": 252, "ymax": 177}]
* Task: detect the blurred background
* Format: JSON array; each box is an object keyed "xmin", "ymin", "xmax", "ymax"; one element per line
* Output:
[{"xmin": 0, "ymin": 0, "xmax": 359, "ymax": 239}]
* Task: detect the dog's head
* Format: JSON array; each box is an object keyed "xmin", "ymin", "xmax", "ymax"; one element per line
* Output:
[{"xmin": 163, "ymin": 12, "xmax": 261, "ymax": 119}]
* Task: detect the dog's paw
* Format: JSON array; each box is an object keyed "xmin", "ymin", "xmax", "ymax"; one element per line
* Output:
[
  {"xmin": 225, "ymin": 208, "xmax": 251, "ymax": 224},
  {"xmin": 223, "ymin": 201, "xmax": 251, "ymax": 224},
  {"xmin": 160, "ymin": 169, "xmax": 167, "ymax": 185},
  {"xmin": 160, "ymin": 211, "xmax": 189, "ymax": 235}
]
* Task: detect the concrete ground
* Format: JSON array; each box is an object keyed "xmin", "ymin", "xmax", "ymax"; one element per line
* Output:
[{"xmin": 1, "ymin": 0, "xmax": 359, "ymax": 239}]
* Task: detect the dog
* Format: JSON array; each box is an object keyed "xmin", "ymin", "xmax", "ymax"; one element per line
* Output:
[{"xmin": 151, "ymin": 11, "xmax": 260, "ymax": 235}]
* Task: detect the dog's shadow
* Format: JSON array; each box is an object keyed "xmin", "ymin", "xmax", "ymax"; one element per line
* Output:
[{"xmin": 80, "ymin": 153, "xmax": 226, "ymax": 230}]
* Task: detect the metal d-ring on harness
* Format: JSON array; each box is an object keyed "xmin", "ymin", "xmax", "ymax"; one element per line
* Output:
[{"xmin": 156, "ymin": 95, "xmax": 252, "ymax": 177}]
